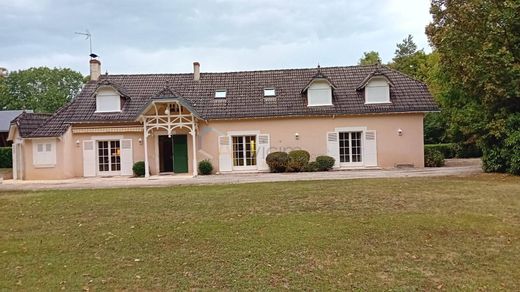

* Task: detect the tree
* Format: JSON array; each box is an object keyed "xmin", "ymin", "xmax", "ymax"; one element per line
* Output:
[
  {"xmin": 426, "ymin": 0, "xmax": 520, "ymax": 174},
  {"xmin": 0, "ymin": 67, "xmax": 84, "ymax": 113},
  {"xmin": 389, "ymin": 35, "xmax": 429, "ymax": 81},
  {"xmin": 358, "ymin": 51, "xmax": 382, "ymax": 65}
]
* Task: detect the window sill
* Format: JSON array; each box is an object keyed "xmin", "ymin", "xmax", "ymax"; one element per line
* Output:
[
  {"xmin": 33, "ymin": 164, "xmax": 56, "ymax": 169},
  {"xmin": 364, "ymin": 101, "xmax": 392, "ymax": 105},
  {"xmin": 307, "ymin": 104, "xmax": 334, "ymax": 107},
  {"xmin": 94, "ymin": 110, "xmax": 122, "ymax": 113}
]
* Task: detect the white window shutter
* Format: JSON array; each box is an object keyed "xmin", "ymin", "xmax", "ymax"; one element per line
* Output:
[
  {"xmin": 326, "ymin": 132, "xmax": 340, "ymax": 168},
  {"xmin": 256, "ymin": 134, "xmax": 270, "ymax": 171},
  {"xmin": 364, "ymin": 130, "xmax": 378, "ymax": 166},
  {"xmin": 120, "ymin": 139, "xmax": 133, "ymax": 176},
  {"xmin": 218, "ymin": 136, "xmax": 232, "ymax": 172},
  {"xmin": 83, "ymin": 140, "xmax": 96, "ymax": 177}
]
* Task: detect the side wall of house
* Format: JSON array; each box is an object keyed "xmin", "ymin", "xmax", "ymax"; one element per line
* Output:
[{"xmin": 198, "ymin": 113, "xmax": 425, "ymax": 171}]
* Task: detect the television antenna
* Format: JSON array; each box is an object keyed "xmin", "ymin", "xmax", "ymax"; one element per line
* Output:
[{"xmin": 75, "ymin": 29, "xmax": 96, "ymax": 57}]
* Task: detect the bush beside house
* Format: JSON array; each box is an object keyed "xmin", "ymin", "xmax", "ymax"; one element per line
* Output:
[
  {"xmin": 424, "ymin": 148, "xmax": 445, "ymax": 167},
  {"xmin": 0, "ymin": 147, "xmax": 12, "ymax": 168},
  {"xmin": 132, "ymin": 161, "xmax": 146, "ymax": 177},
  {"xmin": 266, "ymin": 150, "xmax": 334, "ymax": 173},
  {"xmin": 198, "ymin": 159, "xmax": 213, "ymax": 175}
]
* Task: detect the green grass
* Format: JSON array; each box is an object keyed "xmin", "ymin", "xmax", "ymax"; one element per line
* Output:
[{"xmin": 1, "ymin": 174, "xmax": 520, "ymax": 290}]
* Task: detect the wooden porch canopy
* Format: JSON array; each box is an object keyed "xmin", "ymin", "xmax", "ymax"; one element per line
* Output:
[{"xmin": 137, "ymin": 90, "xmax": 201, "ymax": 177}]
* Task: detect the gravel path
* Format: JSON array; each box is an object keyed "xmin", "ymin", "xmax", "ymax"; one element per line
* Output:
[{"xmin": 0, "ymin": 159, "xmax": 482, "ymax": 191}]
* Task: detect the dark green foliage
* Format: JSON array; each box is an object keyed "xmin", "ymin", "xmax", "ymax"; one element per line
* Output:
[
  {"xmin": 425, "ymin": 144, "xmax": 456, "ymax": 159},
  {"xmin": 198, "ymin": 159, "xmax": 213, "ymax": 175},
  {"xmin": 287, "ymin": 150, "xmax": 310, "ymax": 172},
  {"xmin": 424, "ymin": 148, "xmax": 445, "ymax": 167},
  {"xmin": 358, "ymin": 51, "xmax": 382, "ymax": 65},
  {"xmin": 132, "ymin": 161, "xmax": 146, "ymax": 177},
  {"xmin": 482, "ymin": 113, "xmax": 520, "ymax": 175},
  {"xmin": 315, "ymin": 155, "xmax": 335, "ymax": 171},
  {"xmin": 266, "ymin": 152, "xmax": 289, "ymax": 173},
  {"xmin": 0, "ymin": 67, "xmax": 84, "ymax": 112},
  {"xmin": 303, "ymin": 161, "xmax": 320, "ymax": 172},
  {"xmin": 0, "ymin": 147, "xmax": 12, "ymax": 168},
  {"xmin": 426, "ymin": 0, "xmax": 520, "ymax": 175}
]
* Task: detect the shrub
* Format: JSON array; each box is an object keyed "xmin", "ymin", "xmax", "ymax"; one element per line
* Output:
[
  {"xmin": 454, "ymin": 143, "xmax": 482, "ymax": 158},
  {"xmin": 303, "ymin": 161, "xmax": 320, "ymax": 172},
  {"xmin": 0, "ymin": 147, "xmax": 12, "ymax": 168},
  {"xmin": 424, "ymin": 143, "xmax": 456, "ymax": 159},
  {"xmin": 424, "ymin": 148, "xmax": 445, "ymax": 167},
  {"xmin": 266, "ymin": 152, "xmax": 289, "ymax": 173},
  {"xmin": 315, "ymin": 155, "xmax": 335, "ymax": 171},
  {"xmin": 132, "ymin": 161, "xmax": 146, "ymax": 177},
  {"xmin": 198, "ymin": 159, "xmax": 213, "ymax": 175},
  {"xmin": 287, "ymin": 150, "xmax": 310, "ymax": 172}
]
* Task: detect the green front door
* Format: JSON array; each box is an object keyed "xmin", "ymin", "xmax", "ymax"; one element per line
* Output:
[{"xmin": 173, "ymin": 135, "xmax": 188, "ymax": 173}]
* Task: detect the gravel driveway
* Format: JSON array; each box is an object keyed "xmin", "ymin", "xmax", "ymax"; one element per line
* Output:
[{"xmin": 0, "ymin": 159, "xmax": 482, "ymax": 191}]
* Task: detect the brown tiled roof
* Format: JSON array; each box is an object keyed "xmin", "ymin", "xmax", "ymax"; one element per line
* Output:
[
  {"xmin": 27, "ymin": 64, "xmax": 438, "ymax": 138},
  {"xmin": 10, "ymin": 112, "xmax": 52, "ymax": 138}
]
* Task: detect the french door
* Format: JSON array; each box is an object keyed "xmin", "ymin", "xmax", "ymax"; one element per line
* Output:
[
  {"xmin": 339, "ymin": 131, "xmax": 363, "ymax": 166},
  {"xmin": 232, "ymin": 135, "xmax": 257, "ymax": 170},
  {"xmin": 97, "ymin": 140, "xmax": 121, "ymax": 174}
]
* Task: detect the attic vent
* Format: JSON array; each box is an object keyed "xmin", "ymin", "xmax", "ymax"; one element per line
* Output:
[
  {"xmin": 215, "ymin": 89, "xmax": 227, "ymax": 99},
  {"xmin": 264, "ymin": 88, "xmax": 276, "ymax": 97}
]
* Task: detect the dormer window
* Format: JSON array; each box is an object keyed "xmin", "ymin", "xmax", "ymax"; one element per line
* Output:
[
  {"xmin": 264, "ymin": 88, "xmax": 276, "ymax": 97},
  {"xmin": 307, "ymin": 81, "xmax": 333, "ymax": 106},
  {"xmin": 215, "ymin": 89, "xmax": 227, "ymax": 99},
  {"xmin": 95, "ymin": 88, "xmax": 121, "ymax": 112},
  {"xmin": 365, "ymin": 78, "xmax": 391, "ymax": 104}
]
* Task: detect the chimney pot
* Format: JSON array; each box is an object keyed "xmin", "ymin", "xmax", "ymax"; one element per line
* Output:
[
  {"xmin": 193, "ymin": 62, "xmax": 200, "ymax": 81},
  {"xmin": 90, "ymin": 59, "xmax": 101, "ymax": 81}
]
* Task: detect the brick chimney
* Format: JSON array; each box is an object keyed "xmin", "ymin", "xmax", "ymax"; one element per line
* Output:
[
  {"xmin": 193, "ymin": 62, "xmax": 200, "ymax": 81},
  {"xmin": 90, "ymin": 59, "xmax": 101, "ymax": 81}
]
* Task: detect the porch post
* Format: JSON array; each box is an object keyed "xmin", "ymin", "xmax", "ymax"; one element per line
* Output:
[
  {"xmin": 143, "ymin": 121, "xmax": 150, "ymax": 178},
  {"xmin": 191, "ymin": 130, "xmax": 198, "ymax": 177}
]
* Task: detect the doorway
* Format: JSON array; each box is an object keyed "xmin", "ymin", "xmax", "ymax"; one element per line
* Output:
[{"xmin": 159, "ymin": 134, "xmax": 188, "ymax": 173}]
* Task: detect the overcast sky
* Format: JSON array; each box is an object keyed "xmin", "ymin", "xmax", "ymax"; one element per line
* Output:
[{"xmin": 0, "ymin": 0, "xmax": 432, "ymax": 75}]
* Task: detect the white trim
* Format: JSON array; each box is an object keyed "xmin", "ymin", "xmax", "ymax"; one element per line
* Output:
[
  {"xmin": 227, "ymin": 130, "xmax": 260, "ymax": 136},
  {"xmin": 91, "ymin": 135, "xmax": 124, "ymax": 140},
  {"xmin": 307, "ymin": 103, "xmax": 333, "ymax": 107},
  {"xmin": 335, "ymin": 126, "xmax": 367, "ymax": 132},
  {"xmin": 94, "ymin": 110, "xmax": 122, "ymax": 113},
  {"xmin": 364, "ymin": 101, "xmax": 392, "ymax": 105}
]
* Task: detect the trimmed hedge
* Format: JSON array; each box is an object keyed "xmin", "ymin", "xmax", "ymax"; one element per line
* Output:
[
  {"xmin": 424, "ymin": 148, "xmax": 445, "ymax": 167},
  {"xmin": 266, "ymin": 152, "xmax": 289, "ymax": 173},
  {"xmin": 0, "ymin": 147, "xmax": 12, "ymax": 168},
  {"xmin": 198, "ymin": 159, "xmax": 213, "ymax": 175},
  {"xmin": 425, "ymin": 143, "xmax": 456, "ymax": 159},
  {"xmin": 287, "ymin": 150, "xmax": 310, "ymax": 172},
  {"xmin": 425, "ymin": 143, "xmax": 482, "ymax": 159},
  {"xmin": 315, "ymin": 155, "xmax": 335, "ymax": 171},
  {"xmin": 132, "ymin": 161, "xmax": 146, "ymax": 177},
  {"xmin": 303, "ymin": 161, "xmax": 320, "ymax": 172}
]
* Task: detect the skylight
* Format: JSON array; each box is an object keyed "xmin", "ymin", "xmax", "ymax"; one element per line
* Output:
[
  {"xmin": 264, "ymin": 88, "xmax": 276, "ymax": 97},
  {"xmin": 215, "ymin": 89, "xmax": 227, "ymax": 99}
]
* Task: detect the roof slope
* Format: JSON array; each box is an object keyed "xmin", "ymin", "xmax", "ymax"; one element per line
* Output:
[
  {"xmin": 10, "ymin": 112, "xmax": 52, "ymax": 138},
  {"xmin": 0, "ymin": 110, "xmax": 33, "ymax": 132},
  {"xmin": 28, "ymin": 64, "xmax": 438, "ymax": 138}
]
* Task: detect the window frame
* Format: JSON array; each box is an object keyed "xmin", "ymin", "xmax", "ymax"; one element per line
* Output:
[
  {"xmin": 307, "ymin": 81, "xmax": 333, "ymax": 107},
  {"xmin": 95, "ymin": 89, "xmax": 122, "ymax": 113},
  {"xmin": 231, "ymin": 134, "xmax": 258, "ymax": 170},
  {"xmin": 215, "ymin": 89, "xmax": 227, "ymax": 99},
  {"xmin": 364, "ymin": 78, "xmax": 391, "ymax": 104},
  {"xmin": 263, "ymin": 88, "xmax": 276, "ymax": 97},
  {"xmin": 96, "ymin": 140, "xmax": 122, "ymax": 175},
  {"xmin": 32, "ymin": 139, "xmax": 57, "ymax": 167}
]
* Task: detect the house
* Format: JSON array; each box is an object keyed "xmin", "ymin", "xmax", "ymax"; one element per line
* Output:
[
  {"xmin": 8, "ymin": 58, "xmax": 438, "ymax": 180},
  {"xmin": 0, "ymin": 110, "xmax": 34, "ymax": 147}
]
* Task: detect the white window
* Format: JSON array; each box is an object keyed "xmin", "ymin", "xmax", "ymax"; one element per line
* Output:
[
  {"xmin": 32, "ymin": 139, "xmax": 56, "ymax": 166},
  {"xmin": 96, "ymin": 88, "xmax": 121, "ymax": 112},
  {"xmin": 97, "ymin": 140, "xmax": 121, "ymax": 173},
  {"xmin": 308, "ymin": 81, "xmax": 332, "ymax": 106},
  {"xmin": 264, "ymin": 88, "xmax": 276, "ymax": 97},
  {"xmin": 365, "ymin": 78, "xmax": 390, "ymax": 104},
  {"xmin": 232, "ymin": 135, "xmax": 257, "ymax": 168},
  {"xmin": 215, "ymin": 89, "xmax": 227, "ymax": 99},
  {"xmin": 339, "ymin": 132, "xmax": 363, "ymax": 163}
]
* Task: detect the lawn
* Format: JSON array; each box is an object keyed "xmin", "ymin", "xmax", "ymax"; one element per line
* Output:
[{"xmin": 1, "ymin": 175, "xmax": 520, "ymax": 290}]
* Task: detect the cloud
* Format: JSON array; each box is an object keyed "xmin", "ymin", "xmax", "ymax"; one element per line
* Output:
[{"xmin": 0, "ymin": 0, "xmax": 433, "ymax": 75}]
